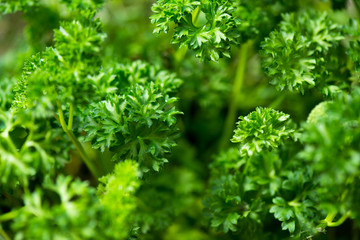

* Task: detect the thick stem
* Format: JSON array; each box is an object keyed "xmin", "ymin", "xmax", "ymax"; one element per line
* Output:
[
  {"xmin": 322, "ymin": 211, "xmax": 351, "ymax": 228},
  {"xmin": 325, "ymin": 211, "xmax": 337, "ymax": 223},
  {"xmin": 220, "ymin": 41, "xmax": 251, "ymax": 149},
  {"xmin": 327, "ymin": 212, "xmax": 350, "ymax": 227},
  {"xmin": 56, "ymin": 101, "xmax": 100, "ymax": 179}
]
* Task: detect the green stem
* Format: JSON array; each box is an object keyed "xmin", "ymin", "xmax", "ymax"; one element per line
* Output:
[
  {"xmin": 240, "ymin": 156, "xmax": 252, "ymax": 194},
  {"xmin": 1, "ymin": 130, "xmax": 20, "ymax": 158},
  {"xmin": 243, "ymin": 156, "xmax": 252, "ymax": 176},
  {"xmin": 324, "ymin": 211, "xmax": 337, "ymax": 223},
  {"xmin": 174, "ymin": 45, "xmax": 188, "ymax": 71},
  {"xmin": 68, "ymin": 103, "xmax": 74, "ymax": 130},
  {"xmin": 288, "ymin": 200, "xmax": 302, "ymax": 208},
  {"xmin": 0, "ymin": 226, "xmax": 10, "ymax": 240},
  {"xmin": 286, "ymin": 184, "xmax": 311, "ymax": 209},
  {"xmin": 322, "ymin": 211, "xmax": 351, "ymax": 227},
  {"xmin": 0, "ymin": 133, "xmax": 30, "ymax": 188},
  {"xmin": 0, "ymin": 209, "xmax": 21, "ymax": 222},
  {"xmin": 220, "ymin": 41, "xmax": 251, "ymax": 149},
  {"xmin": 56, "ymin": 101, "xmax": 100, "ymax": 179},
  {"xmin": 327, "ymin": 212, "xmax": 350, "ymax": 227},
  {"xmin": 269, "ymin": 94, "xmax": 286, "ymax": 109},
  {"xmin": 57, "ymin": 101, "xmax": 68, "ymax": 132}
]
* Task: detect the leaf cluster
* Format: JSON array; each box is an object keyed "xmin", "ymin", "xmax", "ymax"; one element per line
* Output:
[
  {"xmin": 151, "ymin": 0, "xmax": 297, "ymax": 61},
  {"xmin": 13, "ymin": 160, "xmax": 140, "ymax": 239},
  {"xmin": 2, "ymin": 1, "xmax": 360, "ymax": 240},
  {"xmin": 206, "ymin": 87, "xmax": 360, "ymax": 238},
  {"xmin": 82, "ymin": 61, "xmax": 182, "ymax": 172},
  {"xmin": 0, "ymin": 1, "xmax": 183, "ymax": 239},
  {"xmin": 261, "ymin": 10, "xmax": 344, "ymax": 94},
  {"xmin": 231, "ymin": 107, "xmax": 295, "ymax": 157}
]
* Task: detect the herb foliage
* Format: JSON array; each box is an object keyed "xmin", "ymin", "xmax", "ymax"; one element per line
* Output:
[{"xmin": 0, "ymin": 0, "xmax": 360, "ymax": 239}]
